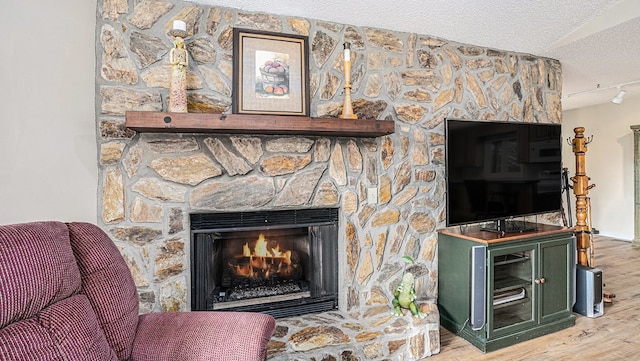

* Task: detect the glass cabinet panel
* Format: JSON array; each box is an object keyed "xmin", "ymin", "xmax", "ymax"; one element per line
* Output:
[{"xmin": 488, "ymin": 244, "xmax": 536, "ymax": 338}]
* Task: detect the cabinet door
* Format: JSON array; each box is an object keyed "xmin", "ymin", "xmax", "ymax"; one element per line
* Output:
[
  {"xmin": 538, "ymin": 236, "xmax": 573, "ymax": 324},
  {"xmin": 487, "ymin": 243, "xmax": 536, "ymax": 339}
]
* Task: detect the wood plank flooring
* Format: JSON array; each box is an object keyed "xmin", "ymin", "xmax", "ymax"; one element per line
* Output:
[{"xmin": 427, "ymin": 236, "xmax": 640, "ymax": 360}]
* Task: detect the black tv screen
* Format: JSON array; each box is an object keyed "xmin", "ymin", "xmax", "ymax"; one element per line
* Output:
[{"xmin": 445, "ymin": 119, "xmax": 562, "ymax": 227}]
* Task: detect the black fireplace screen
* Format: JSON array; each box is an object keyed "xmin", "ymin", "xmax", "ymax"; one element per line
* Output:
[{"xmin": 190, "ymin": 208, "xmax": 339, "ymax": 318}]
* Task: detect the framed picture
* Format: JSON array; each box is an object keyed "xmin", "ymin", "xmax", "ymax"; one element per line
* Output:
[{"xmin": 232, "ymin": 28, "xmax": 310, "ymax": 116}]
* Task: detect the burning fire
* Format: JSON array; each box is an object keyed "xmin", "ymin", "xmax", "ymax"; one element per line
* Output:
[{"xmin": 234, "ymin": 233, "xmax": 293, "ymax": 278}]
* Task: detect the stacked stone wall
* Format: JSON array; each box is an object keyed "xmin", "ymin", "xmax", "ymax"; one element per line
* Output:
[{"xmin": 96, "ymin": 0, "xmax": 562, "ymax": 358}]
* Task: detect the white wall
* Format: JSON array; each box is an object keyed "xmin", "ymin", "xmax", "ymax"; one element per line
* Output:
[
  {"xmin": 0, "ymin": 1, "xmax": 97, "ymax": 225},
  {"xmin": 562, "ymin": 94, "xmax": 640, "ymax": 240}
]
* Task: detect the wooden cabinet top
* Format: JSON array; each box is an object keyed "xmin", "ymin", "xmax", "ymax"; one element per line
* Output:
[
  {"xmin": 437, "ymin": 223, "xmax": 574, "ymax": 245},
  {"xmin": 125, "ymin": 111, "xmax": 395, "ymax": 137}
]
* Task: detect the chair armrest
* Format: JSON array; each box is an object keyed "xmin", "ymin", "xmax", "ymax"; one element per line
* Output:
[{"xmin": 131, "ymin": 311, "xmax": 275, "ymax": 361}]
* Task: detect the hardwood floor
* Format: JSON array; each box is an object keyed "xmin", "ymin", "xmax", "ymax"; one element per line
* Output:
[{"xmin": 428, "ymin": 236, "xmax": 640, "ymax": 360}]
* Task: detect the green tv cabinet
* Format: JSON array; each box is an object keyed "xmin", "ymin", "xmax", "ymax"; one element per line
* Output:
[{"xmin": 437, "ymin": 224, "xmax": 576, "ymax": 352}]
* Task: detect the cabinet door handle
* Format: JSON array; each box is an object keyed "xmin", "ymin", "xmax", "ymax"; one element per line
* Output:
[
  {"xmin": 540, "ymin": 277, "xmax": 546, "ymax": 284},
  {"xmin": 535, "ymin": 278, "xmax": 546, "ymax": 285}
]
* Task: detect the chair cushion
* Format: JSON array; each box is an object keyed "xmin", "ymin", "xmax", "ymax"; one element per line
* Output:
[
  {"xmin": 66, "ymin": 222, "xmax": 139, "ymax": 360},
  {"xmin": 131, "ymin": 311, "xmax": 276, "ymax": 361},
  {"xmin": 0, "ymin": 294, "xmax": 117, "ymax": 361},
  {"xmin": 0, "ymin": 221, "xmax": 82, "ymax": 329}
]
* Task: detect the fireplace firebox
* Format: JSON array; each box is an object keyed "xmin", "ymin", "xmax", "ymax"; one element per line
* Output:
[{"xmin": 190, "ymin": 208, "xmax": 339, "ymax": 318}]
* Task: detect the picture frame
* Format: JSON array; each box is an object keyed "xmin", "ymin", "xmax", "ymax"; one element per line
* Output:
[{"xmin": 232, "ymin": 28, "xmax": 310, "ymax": 116}]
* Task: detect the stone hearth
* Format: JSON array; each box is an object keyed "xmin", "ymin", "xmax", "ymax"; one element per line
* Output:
[
  {"xmin": 94, "ymin": 0, "xmax": 563, "ymax": 359},
  {"xmin": 267, "ymin": 306, "xmax": 439, "ymax": 360}
]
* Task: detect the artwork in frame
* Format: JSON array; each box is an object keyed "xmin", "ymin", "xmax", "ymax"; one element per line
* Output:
[{"xmin": 232, "ymin": 28, "xmax": 310, "ymax": 116}]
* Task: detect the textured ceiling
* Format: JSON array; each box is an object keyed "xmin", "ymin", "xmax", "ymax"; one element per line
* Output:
[{"xmin": 188, "ymin": 0, "xmax": 640, "ymax": 110}]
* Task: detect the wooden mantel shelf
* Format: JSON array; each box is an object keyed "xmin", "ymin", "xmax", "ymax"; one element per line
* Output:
[{"xmin": 125, "ymin": 111, "xmax": 395, "ymax": 137}]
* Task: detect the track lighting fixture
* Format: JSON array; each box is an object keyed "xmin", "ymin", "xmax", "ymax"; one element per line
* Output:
[
  {"xmin": 611, "ymin": 88, "xmax": 626, "ymax": 104},
  {"xmin": 566, "ymin": 79, "xmax": 640, "ymax": 104}
]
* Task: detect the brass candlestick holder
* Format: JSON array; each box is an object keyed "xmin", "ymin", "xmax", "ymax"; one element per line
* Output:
[{"xmin": 339, "ymin": 42, "xmax": 357, "ymax": 119}]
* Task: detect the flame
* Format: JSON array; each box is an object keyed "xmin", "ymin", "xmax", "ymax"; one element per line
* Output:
[
  {"xmin": 254, "ymin": 234, "xmax": 272, "ymax": 258},
  {"xmin": 271, "ymin": 244, "xmax": 292, "ymax": 265},
  {"xmin": 234, "ymin": 233, "xmax": 294, "ymax": 278},
  {"xmin": 234, "ymin": 264, "xmax": 252, "ymax": 277}
]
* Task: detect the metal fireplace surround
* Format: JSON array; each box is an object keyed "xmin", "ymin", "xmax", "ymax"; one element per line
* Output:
[{"xmin": 190, "ymin": 208, "xmax": 339, "ymax": 318}]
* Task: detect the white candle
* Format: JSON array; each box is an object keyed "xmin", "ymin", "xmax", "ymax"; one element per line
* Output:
[
  {"xmin": 173, "ymin": 20, "xmax": 187, "ymax": 32},
  {"xmin": 343, "ymin": 42, "xmax": 351, "ymax": 62}
]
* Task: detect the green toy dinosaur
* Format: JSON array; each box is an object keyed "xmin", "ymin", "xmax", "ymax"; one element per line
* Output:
[{"xmin": 392, "ymin": 256, "xmax": 426, "ymax": 318}]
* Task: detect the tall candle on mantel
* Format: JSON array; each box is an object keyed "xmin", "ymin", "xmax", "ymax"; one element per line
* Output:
[
  {"xmin": 169, "ymin": 20, "xmax": 188, "ymax": 112},
  {"xmin": 339, "ymin": 42, "xmax": 357, "ymax": 119},
  {"xmin": 343, "ymin": 42, "xmax": 351, "ymax": 62},
  {"xmin": 173, "ymin": 20, "xmax": 186, "ymax": 32}
]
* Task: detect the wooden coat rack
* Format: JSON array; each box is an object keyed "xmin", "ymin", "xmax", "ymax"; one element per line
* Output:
[
  {"xmin": 569, "ymin": 127, "xmax": 615, "ymax": 303},
  {"xmin": 569, "ymin": 127, "xmax": 595, "ymax": 266}
]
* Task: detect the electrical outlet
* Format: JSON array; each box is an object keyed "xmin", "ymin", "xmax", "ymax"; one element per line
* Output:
[{"xmin": 367, "ymin": 187, "xmax": 378, "ymax": 204}]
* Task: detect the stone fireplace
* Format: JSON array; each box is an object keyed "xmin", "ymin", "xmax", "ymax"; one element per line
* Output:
[
  {"xmin": 190, "ymin": 208, "xmax": 339, "ymax": 317},
  {"xmin": 95, "ymin": 0, "xmax": 562, "ymax": 358}
]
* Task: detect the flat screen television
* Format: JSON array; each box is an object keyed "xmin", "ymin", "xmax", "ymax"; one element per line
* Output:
[{"xmin": 445, "ymin": 118, "xmax": 562, "ymax": 231}]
